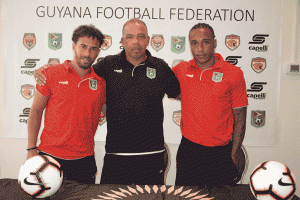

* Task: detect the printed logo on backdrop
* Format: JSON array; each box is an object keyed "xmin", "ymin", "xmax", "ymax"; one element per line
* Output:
[
  {"xmin": 212, "ymin": 72, "xmax": 223, "ymax": 82},
  {"xmin": 48, "ymin": 33, "xmax": 62, "ymax": 50},
  {"xmin": 147, "ymin": 67, "xmax": 156, "ymax": 79},
  {"xmin": 173, "ymin": 110, "xmax": 182, "ymax": 126},
  {"xmin": 101, "ymin": 35, "xmax": 112, "ymax": 51},
  {"xmin": 19, "ymin": 108, "xmax": 31, "ymax": 124},
  {"xmin": 21, "ymin": 59, "xmax": 39, "ymax": 76},
  {"xmin": 171, "ymin": 36, "xmax": 185, "ymax": 54},
  {"xmin": 225, "ymin": 56, "xmax": 242, "ymax": 68},
  {"xmin": 89, "ymin": 79, "xmax": 97, "ymax": 90},
  {"xmin": 21, "ymin": 84, "xmax": 35, "ymax": 100},
  {"xmin": 48, "ymin": 58, "xmax": 60, "ymax": 66},
  {"xmin": 151, "ymin": 34, "xmax": 164, "ymax": 52},
  {"xmin": 247, "ymin": 82, "xmax": 267, "ymax": 100},
  {"xmin": 23, "ymin": 33, "xmax": 36, "ymax": 50},
  {"xmin": 99, "ymin": 111, "xmax": 106, "ymax": 126},
  {"xmin": 21, "ymin": 59, "xmax": 40, "ymax": 68},
  {"xmin": 251, "ymin": 57, "xmax": 266, "ymax": 73},
  {"xmin": 251, "ymin": 110, "xmax": 266, "ymax": 128},
  {"xmin": 249, "ymin": 34, "xmax": 269, "ymax": 52},
  {"xmin": 172, "ymin": 59, "xmax": 184, "ymax": 68},
  {"xmin": 225, "ymin": 34, "xmax": 240, "ymax": 51}
]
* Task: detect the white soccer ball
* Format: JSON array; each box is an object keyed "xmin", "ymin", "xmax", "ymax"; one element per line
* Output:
[
  {"xmin": 52, "ymin": 40, "xmax": 58, "ymax": 47},
  {"xmin": 249, "ymin": 161, "xmax": 296, "ymax": 200},
  {"xmin": 18, "ymin": 155, "xmax": 63, "ymax": 198},
  {"xmin": 175, "ymin": 43, "xmax": 181, "ymax": 50}
]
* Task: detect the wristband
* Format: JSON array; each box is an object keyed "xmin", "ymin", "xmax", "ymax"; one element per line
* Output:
[{"xmin": 26, "ymin": 146, "xmax": 38, "ymax": 151}]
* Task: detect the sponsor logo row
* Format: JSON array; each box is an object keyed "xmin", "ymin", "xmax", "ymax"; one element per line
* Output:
[
  {"xmin": 19, "ymin": 107, "xmax": 265, "ymax": 128},
  {"xmin": 18, "ymin": 107, "xmax": 107, "ymax": 126},
  {"xmin": 21, "ymin": 56, "xmax": 268, "ymax": 80},
  {"xmin": 173, "ymin": 110, "xmax": 266, "ymax": 128},
  {"xmin": 173, "ymin": 57, "xmax": 267, "ymax": 73},
  {"xmin": 20, "ymin": 58, "xmax": 60, "ymax": 77},
  {"xmin": 226, "ymin": 34, "xmax": 269, "ymax": 52},
  {"xmin": 23, "ymin": 33, "xmax": 269, "ymax": 53},
  {"xmin": 20, "ymin": 81, "xmax": 268, "ymax": 101},
  {"xmin": 20, "ymin": 58, "xmax": 268, "ymax": 100}
]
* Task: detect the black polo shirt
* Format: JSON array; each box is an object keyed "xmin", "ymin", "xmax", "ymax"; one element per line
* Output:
[{"xmin": 93, "ymin": 50, "xmax": 180, "ymax": 153}]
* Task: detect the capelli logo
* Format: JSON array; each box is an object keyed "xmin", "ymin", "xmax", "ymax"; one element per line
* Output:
[
  {"xmin": 249, "ymin": 34, "xmax": 269, "ymax": 52},
  {"xmin": 247, "ymin": 82, "xmax": 267, "ymax": 100},
  {"xmin": 249, "ymin": 34, "xmax": 269, "ymax": 44},
  {"xmin": 247, "ymin": 82, "xmax": 267, "ymax": 92},
  {"xmin": 225, "ymin": 56, "xmax": 242, "ymax": 67},
  {"xmin": 19, "ymin": 108, "xmax": 31, "ymax": 124},
  {"xmin": 21, "ymin": 59, "xmax": 40, "ymax": 68}
]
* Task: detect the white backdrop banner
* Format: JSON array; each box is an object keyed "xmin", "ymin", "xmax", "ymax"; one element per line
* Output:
[{"xmin": 2, "ymin": 0, "xmax": 283, "ymax": 146}]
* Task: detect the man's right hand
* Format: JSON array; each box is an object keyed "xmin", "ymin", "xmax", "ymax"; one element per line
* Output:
[
  {"xmin": 26, "ymin": 149, "xmax": 39, "ymax": 160},
  {"xmin": 34, "ymin": 64, "xmax": 49, "ymax": 86}
]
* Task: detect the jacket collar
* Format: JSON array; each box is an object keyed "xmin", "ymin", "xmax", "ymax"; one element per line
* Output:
[
  {"xmin": 63, "ymin": 60, "xmax": 101, "ymax": 80},
  {"xmin": 119, "ymin": 49, "xmax": 152, "ymax": 66},
  {"xmin": 189, "ymin": 53, "xmax": 224, "ymax": 71}
]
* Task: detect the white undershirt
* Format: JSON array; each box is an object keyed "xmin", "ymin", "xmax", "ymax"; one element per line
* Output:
[{"xmin": 107, "ymin": 149, "xmax": 165, "ymax": 156}]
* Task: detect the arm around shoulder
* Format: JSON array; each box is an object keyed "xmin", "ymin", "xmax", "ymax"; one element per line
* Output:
[
  {"xmin": 92, "ymin": 56, "xmax": 109, "ymax": 78},
  {"xmin": 34, "ymin": 64, "xmax": 50, "ymax": 86}
]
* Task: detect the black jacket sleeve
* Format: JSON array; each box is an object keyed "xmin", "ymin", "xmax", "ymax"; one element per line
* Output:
[
  {"xmin": 92, "ymin": 58, "xmax": 106, "ymax": 78},
  {"xmin": 163, "ymin": 62, "xmax": 181, "ymax": 98}
]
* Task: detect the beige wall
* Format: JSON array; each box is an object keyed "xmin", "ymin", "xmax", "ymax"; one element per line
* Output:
[{"xmin": 1, "ymin": 0, "xmax": 300, "ymax": 197}]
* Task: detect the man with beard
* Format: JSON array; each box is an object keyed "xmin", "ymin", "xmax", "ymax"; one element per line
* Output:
[
  {"xmin": 27, "ymin": 25, "xmax": 106, "ymax": 184},
  {"xmin": 34, "ymin": 19, "xmax": 180, "ymax": 185},
  {"xmin": 172, "ymin": 23, "xmax": 248, "ymax": 189}
]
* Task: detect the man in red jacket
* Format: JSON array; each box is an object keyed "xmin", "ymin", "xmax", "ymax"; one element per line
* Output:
[
  {"xmin": 27, "ymin": 25, "xmax": 106, "ymax": 184},
  {"xmin": 172, "ymin": 23, "xmax": 248, "ymax": 189}
]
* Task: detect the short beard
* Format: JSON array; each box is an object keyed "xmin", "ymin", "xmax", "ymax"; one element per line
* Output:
[
  {"xmin": 78, "ymin": 62, "xmax": 91, "ymax": 69},
  {"xmin": 76, "ymin": 56, "xmax": 93, "ymax": 69}
]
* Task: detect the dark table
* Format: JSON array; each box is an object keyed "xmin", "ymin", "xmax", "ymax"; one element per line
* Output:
[{"xmin": 0, "ymin": 179, "xmax": 299, "ymax": 200}]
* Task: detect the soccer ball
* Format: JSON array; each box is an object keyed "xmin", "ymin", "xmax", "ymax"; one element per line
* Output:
[
  {"xmin": 175, "ymin": 43, "xmax": 181, "ymax": 50},
  {"xmin": 52, "ymin": 40, "xmax": 58, "ymax": 47},
  {"xmin": 249, "ymin": 161, "xmax": 296, "ymax": 200},
  {"xmin": 18, "ymin": 155, "xmax": 63, "ymax": 198}
]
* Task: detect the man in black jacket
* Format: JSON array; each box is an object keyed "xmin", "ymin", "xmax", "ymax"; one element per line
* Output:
[{"xmin": 94, "ymin": 18, "xmax": 180, "ymax": 185}]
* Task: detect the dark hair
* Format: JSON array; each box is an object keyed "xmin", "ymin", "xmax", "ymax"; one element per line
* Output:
[
  {"xmin": 189, "ymin": 23, "xmax": 215, "ymax": 39},
  {"xmin": 72, "ymin": 25, "xmax": 105, "ymax": 47}
]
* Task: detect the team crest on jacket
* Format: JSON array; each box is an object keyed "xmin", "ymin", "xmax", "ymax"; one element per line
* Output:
[
  {"xmin": 251, "ymin": 110, "xmax": 266, "ymax": 128},
  {"xmin": 48, "ymin": 58, "xmax": 60, "ymax": 66},
  {"xmin": 89, "ymin": 79, "xmax": 97, "ymax": 90},
  {"xmin": 171, "ymin": 36, "xmax": 185, "ymax": 54},
  {"xmin": 101, "ymin": 35, "xmax": 112, "ymax": 51},
  {"xmin": 173, "ymin": 110, "xmax": 182, "ymax": 126},
  {"xmin": 23, "ymin": 33, "xmax": 36, "ymax": 50},
  {"xmin": 212, "ymin": 72, "xmax": 223, "ymax": 82},
  {"xmin": 21, "ymin": 84, "xmax": 35, "ymax": 100},
  {"xmin": 147, "ymin": 67, "xmax": 156, "ymax": 79},
  {"xmin": 99, "ymin": 111, "xmax": 106, "ymax": 126},
  {"xmin": 251, "ymin": 57, "xmax": 266, "ymax": 73},
  {"xmin": 48, "ymin": 33, "xmax": 62, "ymax": 50},
  {"xmin": 225, "ymin": 34, "xmax": 240, "ymax": 51},
  {"xmin": 151, "ymin": 34, "xmax": 164, "ymax": 52}
]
